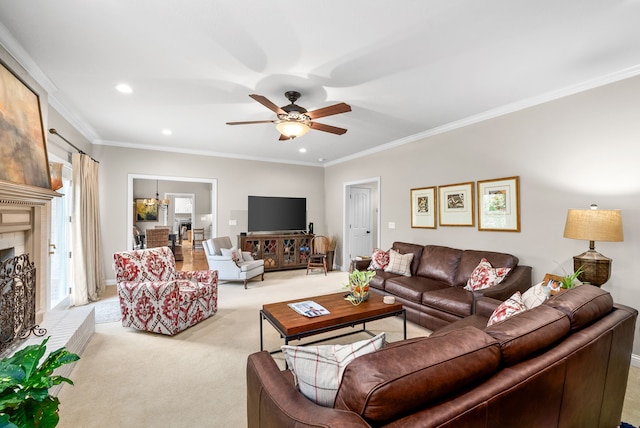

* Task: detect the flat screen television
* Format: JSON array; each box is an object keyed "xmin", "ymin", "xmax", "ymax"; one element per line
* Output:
[{"xmin": 248, "ymin": 196, "xmax": 307, "ymax": 233}]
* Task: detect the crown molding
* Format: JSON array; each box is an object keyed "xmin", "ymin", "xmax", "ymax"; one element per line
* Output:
[
  {"xmin": 94, "ymin": 139, "xmax": 323, "ymax": 168},
  {"xmin": 327, "ymin": 64, "xmax": 640, "ymax": 167}
]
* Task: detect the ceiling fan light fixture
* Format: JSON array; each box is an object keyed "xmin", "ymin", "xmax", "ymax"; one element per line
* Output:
[{"xmin": 276, "ymin": 121, "xmax": 310, "ymax": 139}]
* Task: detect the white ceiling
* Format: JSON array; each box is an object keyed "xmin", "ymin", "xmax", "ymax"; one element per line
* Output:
[{"xmin": 1, "ymin": 0, "xmax": 640, "ymax": 166}]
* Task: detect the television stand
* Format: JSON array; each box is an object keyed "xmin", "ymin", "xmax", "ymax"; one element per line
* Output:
[{"xmin": 239, "ymin": 233, "xmax": 312, "ymax": 271}]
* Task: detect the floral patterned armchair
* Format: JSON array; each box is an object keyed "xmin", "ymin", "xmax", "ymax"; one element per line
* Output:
[{"xmin": 112, "ymin": 246, "xmax": 218, "ymax": 335}]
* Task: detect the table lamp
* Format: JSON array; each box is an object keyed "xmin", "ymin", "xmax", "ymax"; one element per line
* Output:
[{"xmin": 562, "ymin": 205, "xmax": 623, "ymax": 286}]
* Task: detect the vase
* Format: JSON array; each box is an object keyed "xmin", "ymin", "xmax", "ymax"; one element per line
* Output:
[{"xmin": 346, "ymin": 288, "xmax": 370, "ymax": 305}]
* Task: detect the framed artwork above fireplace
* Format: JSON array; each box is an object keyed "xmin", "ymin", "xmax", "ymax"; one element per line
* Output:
[{"xmin": 0, "ymin": 60, "xmax": 51, "ymax": 190}]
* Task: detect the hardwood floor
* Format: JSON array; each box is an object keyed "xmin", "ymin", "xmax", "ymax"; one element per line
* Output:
[{"xmin": 175, "ymin": 239, "xmax": 208, "ymax": 271}]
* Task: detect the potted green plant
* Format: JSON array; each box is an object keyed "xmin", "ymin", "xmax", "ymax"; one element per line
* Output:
[
  {"xmin": 561, "ymin": 266, "xmax": 584, "ymax": 289},
  {"xmin": 345, "ymin": 269, "xmax": 376, "ymax": 305},
  {"xmin": 0, "ymin": 337, "xmax": 79, "ymax": 428}
]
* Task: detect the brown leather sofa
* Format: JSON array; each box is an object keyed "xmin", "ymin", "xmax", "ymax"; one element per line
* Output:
[
  {"xmin": 246, "ymin": 285, "xmax": 637, "ymax": 427},
  {"xmin": 351, "ymin": 242, "xmax": 532, "ymax": 330}
]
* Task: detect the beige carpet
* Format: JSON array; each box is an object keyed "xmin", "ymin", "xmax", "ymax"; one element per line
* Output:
[
  {"xmin": 57, "ymin": 270, "xmax": 640, "ymax": 427},
  {"xmin": 56, "ymin": 270, "xmax": 429, "ymax": 427}
]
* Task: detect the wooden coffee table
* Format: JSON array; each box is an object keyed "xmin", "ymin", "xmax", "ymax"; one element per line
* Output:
[{"xmin": 260, "ymin": 292, "xmax": 406, "ymax": 352}]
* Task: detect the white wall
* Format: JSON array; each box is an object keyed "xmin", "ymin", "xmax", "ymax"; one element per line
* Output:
[{"xmin": 325, "ymin": 75, "xmax": 640, "ymax": 354}]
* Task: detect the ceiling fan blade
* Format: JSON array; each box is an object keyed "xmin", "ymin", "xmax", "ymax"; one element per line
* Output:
[
  {"xmin": 249, "ymin": 94, "xmax": 286, "ymax": 115},
  {"xmin": 279, "ymin": 134, "xmax": 291, "ymax": 141},
  {"xmin": 309, "ymin": 122, "xmax": 348, "ymax": 135},
  {"xmin": 226, "ymin": 120, "xmax": 278, "ymax": 125},
  {"xmin": 306, "ymin": 102, "xmax": 351, "ymax": 120}
]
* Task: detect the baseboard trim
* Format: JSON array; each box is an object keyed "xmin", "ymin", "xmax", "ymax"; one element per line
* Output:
[{"xmin": 631, "ymin": 353, "xmax": 640, "ymax": 368}]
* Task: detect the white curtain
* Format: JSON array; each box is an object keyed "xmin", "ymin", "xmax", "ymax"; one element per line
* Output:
[{"xmin": 71, "ymin": 153, "xmax": 105, "ymax": 305}]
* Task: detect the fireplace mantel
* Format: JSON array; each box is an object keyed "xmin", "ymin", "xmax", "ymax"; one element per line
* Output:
[
  {"xmin": 0, "ymin": 179, "xmax": 60, "ymax": 321},
  {"xmin": 0, "ymin": 180, "xmax": 60, "ymax": 207}
]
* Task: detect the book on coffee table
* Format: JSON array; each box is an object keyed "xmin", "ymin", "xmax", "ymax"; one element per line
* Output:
[{"xmin": 288, "ymin": 300, "xmax": 330, "ymax": 318}]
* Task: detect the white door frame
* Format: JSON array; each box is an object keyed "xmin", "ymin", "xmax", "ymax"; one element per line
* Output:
[
  {"xmin": 342, "ymin": 177, "xmax": 381, "ymax": 271},
  {"xmin": 127, "ymin": 174, "xmax": 217, "ymax": 251}
]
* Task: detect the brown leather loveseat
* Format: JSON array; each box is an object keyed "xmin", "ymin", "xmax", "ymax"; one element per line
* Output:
[
  {"xmin": 247, "ymin": 285, "xmax": 637, "ymax": 427},
  {"xmin": 352, "ymin": 242, "xmax": 532, "ymax": 330}
]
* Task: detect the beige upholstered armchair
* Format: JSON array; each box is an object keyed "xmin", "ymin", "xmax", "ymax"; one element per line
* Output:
[{"xmin": 203, "ymin": 237, "xmax": 264, "ymax": 289}]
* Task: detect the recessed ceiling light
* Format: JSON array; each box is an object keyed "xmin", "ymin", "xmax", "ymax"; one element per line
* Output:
[
  {"xmin": 318, "ymin": 158, "xmax": 325, "ymax": 162},
  {"xmin": 299, "ymin": 148, "xmax": 307, "ymax": 153},
  {"xmin": 162, "ymin": 129, "xmax": 172, "ymax": 135},
  {"xmin": 115, "ymin": 83, "xmax": 133, "ymax": 94}
]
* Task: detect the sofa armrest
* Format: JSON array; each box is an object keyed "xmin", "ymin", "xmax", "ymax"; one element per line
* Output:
[
  {"xmin": 475, "ymin": 296, "xmax": 503, "ymax": 318},
  {"xmin": 247, "ymin": 351, "xmax": 370, "ymax": 428},
  {"xmin": 176, "ymin": 270, "xmax": 218, "ymax": 286},
  {"xmin": 472, "ymin": 265, "xmax": 532, "ymax": 310},
  {"xmin": 351, "ymin": 259, "xmax": 371, "ymax": 272}
]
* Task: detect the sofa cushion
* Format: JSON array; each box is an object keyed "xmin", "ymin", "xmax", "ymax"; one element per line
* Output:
[
  {"xmin": 334, "ymin": 327, "xmax": 500, "ymax": 423},
  {"xmin": 485, "ymin": 304, "xmax": 570, "ymax": 366},
  {"xmin": 415, "ymin": 245, "xmax": 463, "ymax": 285},
  {"xmin": 544, "ymin": 284, "xmax": 613, "ymax": 331},
  {"xmin": 385, "ymin": 276, "xmax": 448, "ymax": 303},
  {"xmin": 383, "ymin": 249, "xmax": 413, "ymax": 276},
  {"xmin": 281, "ymin": 332, "xmax": 385, "ymax": 407},
  {"xmin": 431, "ymin": 314, "xmax": 489, "ymax": 336},
  {"xmin": 367, "ymin": 270, "xmax": 399, "ymax": 291},
  {"xmin": 421, "ymin": 286, "xmax": 474, "ymax": 318},
  {"xmin": 487, "ymin": 292, "xmax": 526, "ymax": 327},
  {"xmin": 368, "ymin": 248, "xmax": 390, "ymax": 270},
  {"xmin": 211, "ymin": 236, "xmax": 233, "ymax": 256},
  {"xmin": 454, "ymin": 250, "xmax": 519, "ymax": 286},
  {"xmin": 238, "ymin": 259, "xmax": 265, "ymax": 272},
  {"xmin": 391, "ymin": 242, "xmax": 424, "ymax": 276},
  {"xmin": 464, "ymin": 258, "xmax": 512, "ymax": 291}
]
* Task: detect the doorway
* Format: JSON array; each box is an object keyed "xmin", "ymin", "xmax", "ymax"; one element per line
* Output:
[
  {"xmin": 166, "ymin": 193, "xmax": 195, "ymax": 241},
  {"xmin": 127, "ymin": 174, "xmax": 217, "ymax": 251},
  {"xmin": 343, "ymin": 177, "xmax": 380, "ymax": 270}
]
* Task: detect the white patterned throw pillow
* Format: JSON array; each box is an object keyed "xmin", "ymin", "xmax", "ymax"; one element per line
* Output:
[
  {"xmin": 281, "ymin": 332, "xmax": 385, "ymax": 407},
  {"xmin": 368, "ymin": 248, "xmax": 390, "ymax": 270},
  {"xmin": 521, "ymin": 282, "xmax": 550, "ymax": 309},
  {"xmin": 383, "ymin": 249, "xmax": 413, "ymax": 277},
  {"xmin": 464, "ymin": 258, "xmax": 511, "ymax": 291},
  {"xmin": 486, "ymin": 291, "xmax": 527, "ymax": 327}
]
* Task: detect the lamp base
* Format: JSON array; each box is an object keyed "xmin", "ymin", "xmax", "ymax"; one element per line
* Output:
[{"xmin": 573, "ymin": 250, "xmax": 612, "ymax": 287}]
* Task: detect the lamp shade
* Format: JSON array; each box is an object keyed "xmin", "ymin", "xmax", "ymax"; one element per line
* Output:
[
  {"xmin": 276, "ymin": 121, "xmax": 310, "ymax": 139},
  {"xmin": 563, "ymin": 209, "xmax": 623, "ymax": 242}
]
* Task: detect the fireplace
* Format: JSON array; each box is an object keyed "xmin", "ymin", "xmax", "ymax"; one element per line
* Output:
[
  {"xmin": 0, "ymin": 181, "xmax": 58, "ymax": 355},
  {"xmin": 0, "ymin": 253, "xmax": 46, "ymax": 354}
]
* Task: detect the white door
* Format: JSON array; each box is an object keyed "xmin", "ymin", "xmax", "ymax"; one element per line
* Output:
[{"xmin": 348, "ymin": 187, "xmax": 372, "ymax": 259}]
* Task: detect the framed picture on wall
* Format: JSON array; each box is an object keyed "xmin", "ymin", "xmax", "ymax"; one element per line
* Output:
[
  {"xmin": 477, "ymin": 176, "xmax": 520, "ymax": 232},
  {"xmin": 0, "ymin": 60, "xmax": 51, "ymax": 189},
  {"xmin": 438, "ymin": 182, "xmax": 474, "ymax": 226},
  {"xmin": 410, "ymin": 186, "xmax": 436, "ymax": 228},
  {"xmin": 135, "ymin": 198, "xmax": 158, "ymax": 221}
]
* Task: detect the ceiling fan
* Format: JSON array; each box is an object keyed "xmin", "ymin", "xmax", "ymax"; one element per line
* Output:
[{"xmin": 226, "ymin": 91, "xmax": 351, "ymax": 140}]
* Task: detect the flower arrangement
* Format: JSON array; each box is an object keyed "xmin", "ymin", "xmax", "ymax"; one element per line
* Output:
[{"xmin": 345, "ymin": 269, "xmax": 376, "ymax": 305}]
